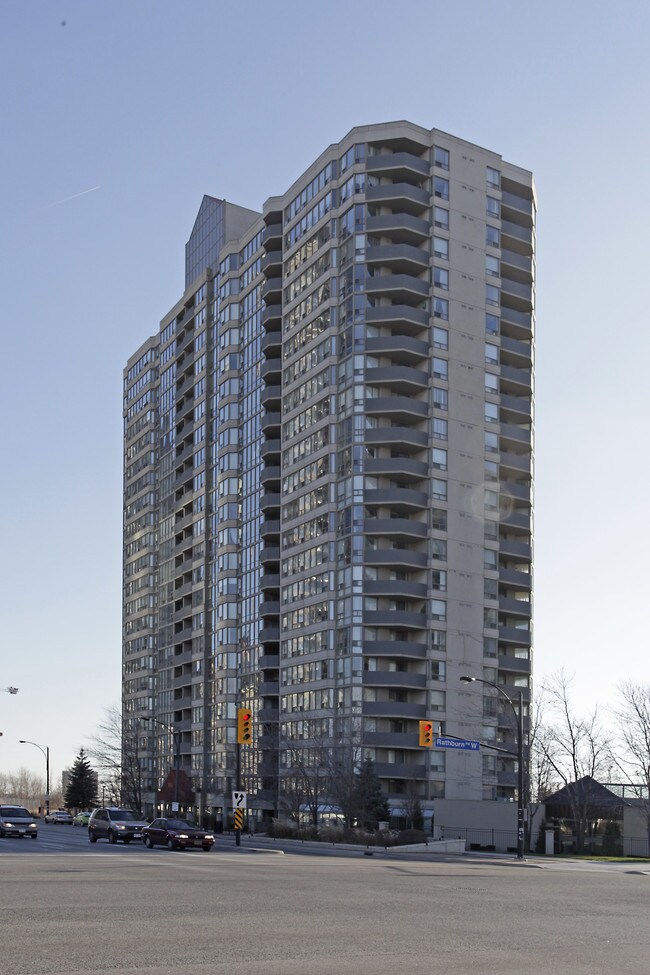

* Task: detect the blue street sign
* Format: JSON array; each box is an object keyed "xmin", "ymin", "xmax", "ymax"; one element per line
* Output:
[{"xmin": 435, "ymin": 737, "xmax": 480, "ymax": 751}]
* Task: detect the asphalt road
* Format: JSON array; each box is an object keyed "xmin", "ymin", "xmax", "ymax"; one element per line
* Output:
[{"xmin": 2, "ymin": 826, "xmax": 649, "ymax": 975}]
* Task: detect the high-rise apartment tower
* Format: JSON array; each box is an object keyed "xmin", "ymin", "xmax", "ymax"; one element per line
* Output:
[{"xmin": 123, "ymin": 121, "xmax": 535, "ymax": 828}]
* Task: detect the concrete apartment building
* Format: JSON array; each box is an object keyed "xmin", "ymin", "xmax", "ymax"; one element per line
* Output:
[{"xmin": 122, "ymin": 121, "xmax": 535, "ymax": 830}]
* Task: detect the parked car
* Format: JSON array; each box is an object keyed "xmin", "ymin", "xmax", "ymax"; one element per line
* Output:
[
  {"xmin": 142, "ymin": 818, "xmax": 215, "ymax": 851},
  {"xmin": 72, "ymin": 810, "xmax": 93, "ymax": 826},
  {"xmin": 88, "ymin": 807, "xmax": 148, "ymax": 844},
  {"xmin": 45, "ymin": 810, "xmax": 73, "ymax": 825},
  {"xmin": 0, "ymin": 805, "xmax": 38, "ymax": 838}
]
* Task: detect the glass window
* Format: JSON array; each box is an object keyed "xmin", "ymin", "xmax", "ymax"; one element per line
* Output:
[
  {"xmin": 433, "ymin": 237, "xmax": 448, "ymax": 260},
  {"xmin": 486, "ymin": 225, "xmax": 500, "ymax": 248},
  {"xmin": 485, "ymin": 431, "xmax": 499, "ymax": 453},
  {"xmin": 433, "ymin": 387, "xmax": 448, "ymax": 411},
  {"xmin": 434, "ymin": 206, "xmax": 449, "ymax": 230},
  {"xmin": 486, "ymin": 166, "xmax": 500, "ymax": 189},
  {"xmin": 486, "ymin": 313, "xmax": 499, "ymax": 335},
  {"xmin": 432, "ymin": 478, "xmax": 447, "ymax": 501},
  {"xmin": 486, "ymin": 255, "xmax": 499, "ymax": 278},
  {"xmin": 484, "ymin": 402, "xmax": 498, "ymax": 424},
  {"xmin": 487, "ymin": 197, "xmax": 500, "ymax": 218},
  {"xmin": 485, "ymin": 372, "xmax": 498, "ymax": 394},
  {"xmin": 434, "ymin": 176, "xmax": 449, "ymax": 200},
  {"xmin": 485, "ymin": 343, "xmax": 499, "ymax": 364},
  {"xmin": 432, "ymin": 417, "xmax": 448, "ymax": 440},
  {"xmin": 433, "ymin": 326, "xmax": 448, "ymax": 350},
  {"xmin": 434, "ymin": 147, "xmax": 450, "ymax": 170},
  {"xmin": 432, "ymin": 447, "xmax": 447, "ymax": 471},
  {"xmin": 433, "ymin": 297, "xmax": 449, "ymax": 320},
  {"xmin": 434, "ymin": 267, "xmax": 449, "ymax": 290},
  {"xmin": 431, "ymin": 599, "xmax": 447, "ymax": 621},
  {"xmin": 433, "ymin": 357, "xmax": 448, "ymax": 380},
  {"xmin": 486, "ymin": 284, "xmax": 500, "ymax": 306}
]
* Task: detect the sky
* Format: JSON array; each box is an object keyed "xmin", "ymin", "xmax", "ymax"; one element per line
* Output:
[{"xmin": 1, "ymin": 0, "xmax": 648, "ymax": 786}]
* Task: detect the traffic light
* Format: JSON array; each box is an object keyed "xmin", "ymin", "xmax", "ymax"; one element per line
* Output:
[
  {"xmin": 237, "ymin": 708, "xmax": 253, "ymax": 745},
  {"xmin": 419, "ymin": 720, "xmax": 433, "ymax": 747}
]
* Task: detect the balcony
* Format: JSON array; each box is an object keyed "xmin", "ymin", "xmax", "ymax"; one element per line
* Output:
[
  {"xmin": 364, "ymin": 610, "xmax": 427, "ymax": 631},
  {"xmin": 363, "ymin": 517, "xmax": 427, "ymax": 539},
  {"xmin": 499, "ymin": 538, "xmax": 532, "ymax": 561},
  {"xmin": 366, "ymin": 243, "xmax": 429, "ymax": 274},
  {"xmin": 261, "ymin": 251, "xmax": 282, "ymax": 275},
  {"xmin": 364, "ymin": 580, "xmax": 428, "ymax": 601},
  {"xmin": 500, "ymin": 451, "xmax": 532, "ymax": 476},
  {"xmin": 262, "ymin": 222, "xmax": 282, "ymax": 251},
  {"xmin": 498, "ymin": 626, "xmax": 532, "ymax": 647},
  {"xmin": 362, "ymin": 639, "xmax": 427, "ymax": 659},
  {"xmin": 500, "ymin": 335, "xmax": 533, "ymax": 367},
  {"xmin": 500, "ymin": 394, "xmax": 532, "ymax": 422},
  {"xmin": 260, "ymin": 411, "xmax": 281, "ymax": 434},
  {"xmin": 365, "ymin": 365, "xmax": 428, "ymax": 394},
  {"xmin": 364, "ymin": 456, "xmax": 428, "ymax": 482},
  {"xmin": 364, "ymin": 396, "xmax": 428, "ymax": 424},
  {"xmin": 366, "ymin": 212, "xmax": 430, "ymax": 245},
  {"xmin": 260, "ymin": 438, "xmax": 280, "ymax": 459},
  {"xmin": 364, "ymin": 487, "xmax": 429, "ymax": 512},
  {"xmin": 499, "ymin": 596, "xmax": 532, "ymax": 618},
  {"xmin": 500, "ymin": 365, "xmax": 532, "ymax": 394},
  {"xmin": 365, "ymin": 334, "xmax": 429, "ymax": 364},
  {"xmin": 366, "ymin": 182, "xmax": 430, "ymax": 215},
  {"xmin": 365, "ymin": 273, "xmax": 429, "ymax": 305},
  {"xmin": 261, "ymin": 303, "xmax": 282, "ymax": 328},
  {"xmin": 364, "ymin": 548, "xmax": 427, "ymax": 570},
  {"xmin": 362, "ymin": 700, "xmax": 427, "ymax": 719},
  {"xmin": 262, "ymin": 277, "xmax": 282, "ymax": 303},
  {"xmin": 366, "ymin": 151, "xmax": 430, "ymax": 179},
  {"xmin": 365, "ymin": 426, "xmax": 428, "ymax": 451},
  {"xmin": 366, "ymin": 304, "xmax": 429, "ymax": 334}
]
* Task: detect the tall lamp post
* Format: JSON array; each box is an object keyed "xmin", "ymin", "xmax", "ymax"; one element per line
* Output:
[
  {"xmin": 460, "ymin": 675, "xmax": 525, "ymax": 860},
  {"xmin": 19, "ymin": 740, "xmax": 50, "ymax": 815},
  {"xmin": 142, "ymin": 717, "xmax": 180, "ymax": 809}
]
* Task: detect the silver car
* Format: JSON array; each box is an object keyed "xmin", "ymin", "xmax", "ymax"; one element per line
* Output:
[
  {"xmin": 0, "ymin": 805, "xmax": 38, "ymax": 839},
  {"xmin": 88, "ymin": 807, "xmax": 148, "ymax": 844}
]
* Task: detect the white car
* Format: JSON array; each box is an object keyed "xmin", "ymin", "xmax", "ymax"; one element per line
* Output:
[{"xmin": 45, "ymin": 810, "xmax": 73, "ymax": 825}]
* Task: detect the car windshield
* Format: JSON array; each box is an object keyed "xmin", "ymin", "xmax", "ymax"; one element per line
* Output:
[
  {"xmin": 166, "ymin": 819, "xmax": 194, "ymax": 829},
  {"xmin": 110, "ymin": 810, "xmax": 139, "ymax": 821},
  {"xmin": 0, "ymin": 807, "xmax": 31, "ymax": 818}
]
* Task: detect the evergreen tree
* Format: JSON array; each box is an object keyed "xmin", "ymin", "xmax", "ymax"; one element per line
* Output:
[
  {"xmin": 64, "ymin": 749, "xmax": 98, "ymax": 810},
  {"xmin": 355, "ymin": 755, "xmax": 391, "ymax": 830}
]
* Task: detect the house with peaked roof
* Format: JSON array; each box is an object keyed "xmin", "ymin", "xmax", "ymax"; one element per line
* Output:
[{"xmin": 543, "ymin": 776, "xmax": 649, "ymax": 856}]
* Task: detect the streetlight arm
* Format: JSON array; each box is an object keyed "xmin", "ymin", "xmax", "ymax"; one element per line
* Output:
[{"xmin": 19, "ymin": 740, "xmax": 50, "ymax": 814}]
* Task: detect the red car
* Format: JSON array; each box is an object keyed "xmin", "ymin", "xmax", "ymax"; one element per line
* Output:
[{"xmin": 142, "ymin": 818, "xmax": 214, "ymax": 851}]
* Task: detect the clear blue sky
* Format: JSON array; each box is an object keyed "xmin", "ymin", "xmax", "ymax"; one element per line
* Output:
[{"xmin": 1, "ymin": 0, "xmax": 648, "ymax": 784}]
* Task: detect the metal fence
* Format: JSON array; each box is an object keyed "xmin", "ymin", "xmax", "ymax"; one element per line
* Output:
[{"xmin": 438, "ymin": 825, "xmax": 517, "ymax": 854}]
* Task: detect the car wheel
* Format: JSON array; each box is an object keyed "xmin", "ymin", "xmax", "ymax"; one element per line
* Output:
[
  {"xmin": 30, "ymin": 834, "xmax": 37, "ymax": 840},
  {"xmin": 89, "ymin": 831, "xmax": 97, "ymax": 843},
  {"xmin": 123, "ymin": 838, "xmax": 131, "ymax": 845},
  {"xmin": 0, "ymin": 829, "xmax": 5, "ymax": 838},
  {"xmin": 144, "ymin": 836, "xmax": 154, "ymax": 849},
  {"xmin": 108, "ymin": 830, "xmax": 118, "ymax": 845},
  {"xmin": 167, "ymin": 838, "xmax": 176, "ymax": 851},
  {"xmin": 202, "ymin": 844, "xmax": 212, "ymax": 851}
]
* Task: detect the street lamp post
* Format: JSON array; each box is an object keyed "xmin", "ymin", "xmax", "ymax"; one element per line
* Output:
[
  {"xmin": 19, "ymin": 740, "xmax": 50, "ymax": 815},
  {"xmin": 142, "ymin": 717, "xmax": 180, "ymax": 809},
  {"xmin": 460, "ymin": 675, "xmax": 525, "ymax": 860}
]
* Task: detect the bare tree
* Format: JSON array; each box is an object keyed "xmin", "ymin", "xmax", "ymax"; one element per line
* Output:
[
  {"xmin": 537, "ymin": 671, "xmax": 608, "ymax": 853},
  {"xmin": 86, "ymin": 703, "xmax": 145, "ymax": 812},
  {"xmin": 610, "ymin": 681, "xmax": 650, "ymax": 851},
  {"xmin": 279, "ymin": 720, "xmax": 334, "ymax": 826}
]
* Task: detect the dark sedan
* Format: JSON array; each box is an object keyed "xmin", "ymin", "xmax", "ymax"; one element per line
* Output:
[{"xmin": 142, "ymin": 818, "xmax": 215, "ymax": 851}]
